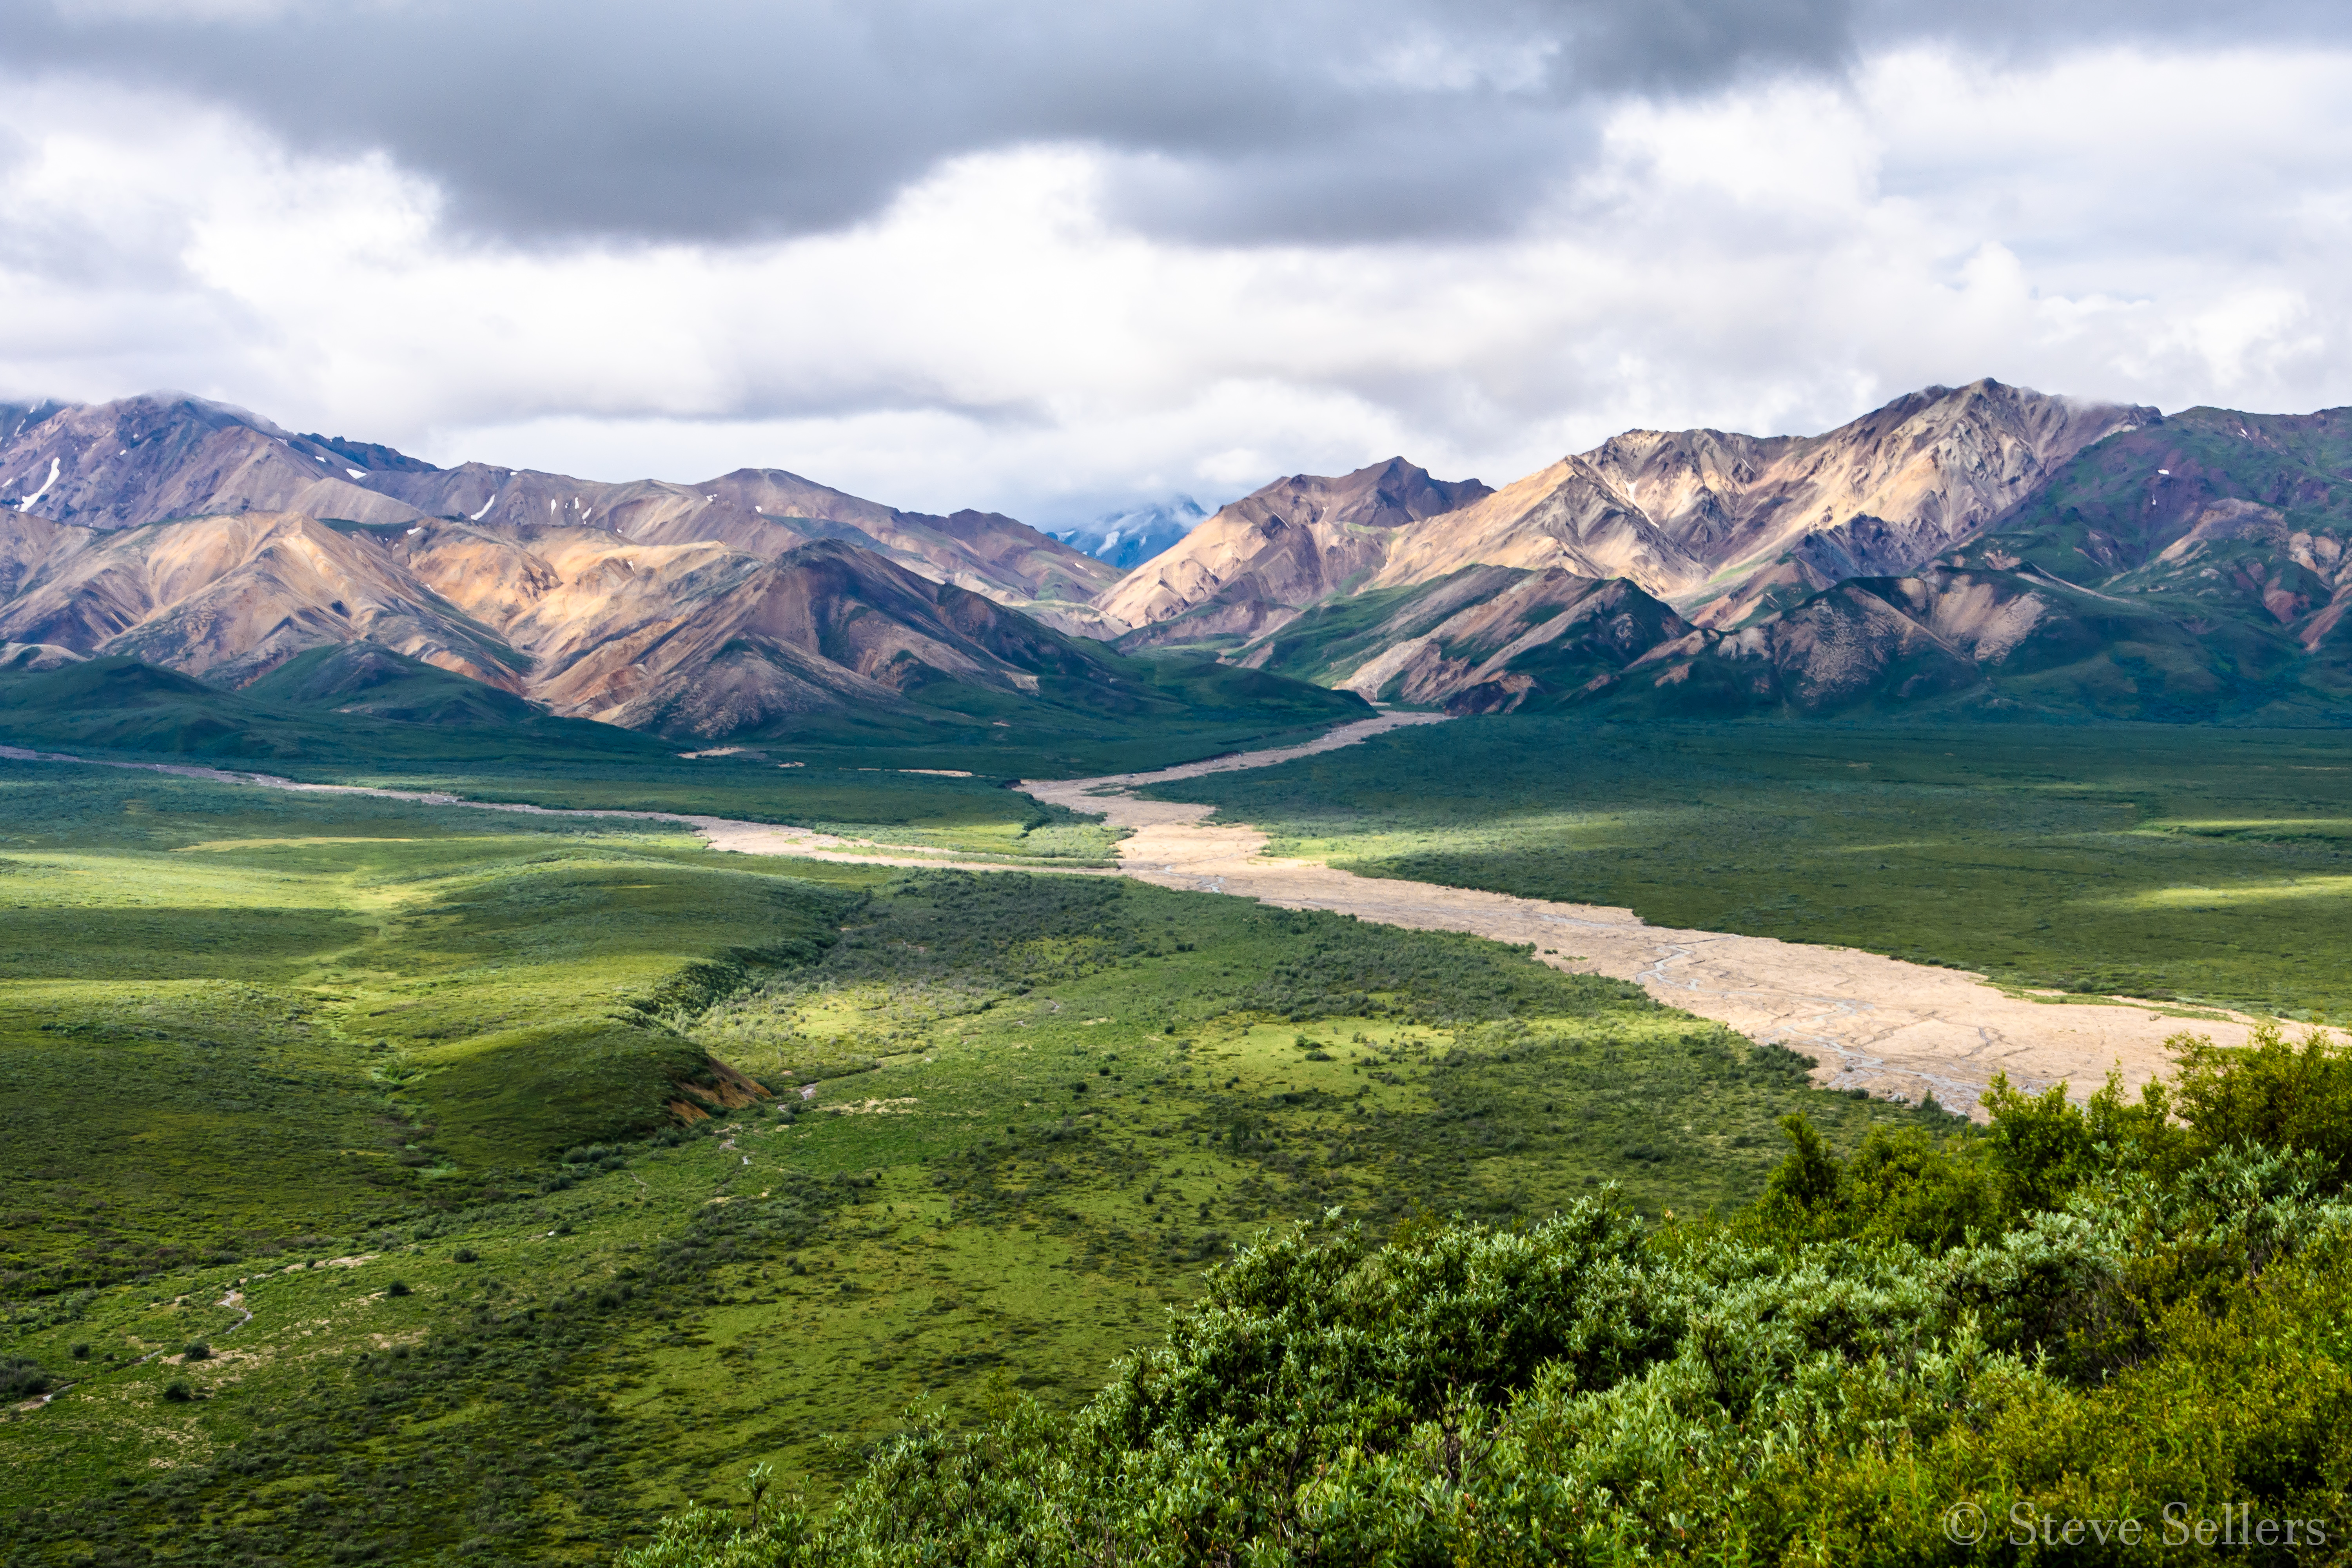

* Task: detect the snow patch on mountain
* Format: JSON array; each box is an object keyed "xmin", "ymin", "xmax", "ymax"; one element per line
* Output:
[{"xmin": 1050, "ymin": 496, "xmax": 1210, "ymax": 570}]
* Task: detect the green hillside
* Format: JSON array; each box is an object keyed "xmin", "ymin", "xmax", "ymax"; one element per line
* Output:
[
  {"xmin": 0, "ymin": 635, "xmax": 1366, "ymax": 782},
  {"xmin": 1995, "ymin": 405, "xmax": 2352, "ymax": 580},
  {"xmin": 0, "ymin": 653, "xmax": 679, "ymax": 766},
  {"xmin": 619, "ymin": 1031, "xmax": 2352, "ymax": 1566}
]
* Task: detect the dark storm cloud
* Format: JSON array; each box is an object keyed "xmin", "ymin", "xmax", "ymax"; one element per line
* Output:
[
  {"xmin": 1860, "ymin": 0, "xmax": 2352, "ymax": 56},
  {"xmin": 2, "ymin": 0, "xmax": 2347, "ymax": 248}
]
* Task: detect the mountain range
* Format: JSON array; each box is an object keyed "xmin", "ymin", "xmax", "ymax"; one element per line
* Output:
[
  {"xmin": 0, "ymin": 394, "xmax": 1357, "ymax": 757},
  {"xmin": 2, "ymin": 379, "xmax": 2347, "ymax": 742},
  {"xmin": 1109, "ymin": 381, "xmax": 2352, "ymax": 721}
]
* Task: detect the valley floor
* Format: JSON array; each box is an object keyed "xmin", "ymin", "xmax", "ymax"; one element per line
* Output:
[
  {"xmin": 13, "ymin": 708, "xmax": 2259, "ymax": 1113},
  {"xmin": 1030, "ymin": 716, "xmax": 2255, "ymax": 1112},
  {"xmin": 3, "ymin": 755, "xmax": 1945, "ymax": 1566},
  {"xmin": 7, "ymin": 711, "xmax": 2337, "ymax": 1566}
]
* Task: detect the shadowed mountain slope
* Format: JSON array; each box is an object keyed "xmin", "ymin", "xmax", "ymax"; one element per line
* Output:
[
  {"xmin": 0, "ymin": 505, "xmax": 1365, "ymax": 761},
  {"xmin": 0, "ymin": 650, "xmax": 687, "ymax": 760},
  {"xmin": 243, "ymin": 641, "xmax": 544, "ymax": 726}
]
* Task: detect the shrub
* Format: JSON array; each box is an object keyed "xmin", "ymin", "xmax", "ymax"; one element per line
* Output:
[
  {"xmin": 162, "ymin": 1380, "xmax": 193, "ymax": 1403},
  {"xmin": 620, "ymin": 1033, "xmax": 2352, "ymax": 1566},
  {"xmin": 385, "ymin": 1280, "xmax": 412, "ymax": 1298},
  {"xmin": 181, "ymin": 1342, "xmax": 211, "ymax": 1362},
  {"xmin": 0, "ymin": 1357, "xmax": 52, "ymax": 1399},
  {"xmin": 452, "ymin": 1248, "xmax": 479, "ymax": 1264},
  {"xmin": 2171, "ymin": 1022, "xmax": 2352, "ymax": 1185}
]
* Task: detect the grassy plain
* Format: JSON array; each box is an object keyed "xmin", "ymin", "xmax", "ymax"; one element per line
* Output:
[
  {"xmin": 318, "ymin": 757, "xmax": 1128, "ymax": 866},
  {"xmin": 0, "ymin": 757, "xmax": 1955, "ymax": 1566},
  {"xmin": 1143, "ymin": 717, "xmax": 2352, "ymax": 1023},
  {"xmin": 0, "ymin": 652, "xmax": 1354, "ymax": 864}
]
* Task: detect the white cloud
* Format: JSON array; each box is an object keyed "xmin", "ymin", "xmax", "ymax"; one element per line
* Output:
[{"xmin": 2, "ymin": 40, "xmax": 2351, "ymax": 526}]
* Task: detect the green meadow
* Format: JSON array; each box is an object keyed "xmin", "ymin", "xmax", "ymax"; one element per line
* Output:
[
  {"xmin": 0, "ymin": 757, "xmax": 1956, "ymax": 1566},
  {"xmin": 1146, "ymin": 717, "xmax": 2352, "ymax": 1022},
  {"xmin": 315, "ymin": 757, "xmax": 1130, "ymax": 867}
]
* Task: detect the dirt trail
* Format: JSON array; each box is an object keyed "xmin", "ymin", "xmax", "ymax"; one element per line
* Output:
[
  {"xmin": 20, "ymin": 1284, "xmax": 251, "ymax": 1413},
  {"xmin": 1020, "ymin": 712, "xmax": 2254, "ymax": 1112},
  {"xmin": 5, "ymin": 719, "xmax": 2254, "ymax": 1108}
]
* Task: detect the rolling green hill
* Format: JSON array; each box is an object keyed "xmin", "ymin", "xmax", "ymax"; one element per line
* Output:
[{"xmin": 0, "ymin": 630, "xmax": 1366, "ymax": 784}]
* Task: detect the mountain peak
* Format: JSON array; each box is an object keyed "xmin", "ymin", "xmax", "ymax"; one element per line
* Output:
[
  {"xmin": 1098, "ymin": 457, "xmax": 1491, "ymax": 639},
  {"xmin": 1053, "ymin": 495, "xmax": 1211, "ymax": 570}
]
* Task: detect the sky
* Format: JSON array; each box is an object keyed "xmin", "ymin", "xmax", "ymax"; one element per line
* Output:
[{"xmin": 2, "ymin": 0, "xmax": 2350, "ymax": 526}]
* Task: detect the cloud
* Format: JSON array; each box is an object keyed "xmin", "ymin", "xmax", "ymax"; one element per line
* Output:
[
  {"xmin": 0, "ymin": 0, "xmax": 1942, "ymax": 248},
  {"xmin": 1, "ymin": 14, "xmax": 2351, "ymax": 526},
  {"xmin": 8, "ymin": 0, "xmax": 2351, "ymax": 250}
]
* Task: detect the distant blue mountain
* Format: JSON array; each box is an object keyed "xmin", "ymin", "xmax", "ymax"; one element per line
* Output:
[{"xmin": 1050, "ymin": 495, "xmax": 1210, "ymax": 570}]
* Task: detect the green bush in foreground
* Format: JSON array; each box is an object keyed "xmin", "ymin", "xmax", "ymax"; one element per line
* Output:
[{"xmin": 622, "ymin": 1026, "xmax": 2352, "ymax": 1565}]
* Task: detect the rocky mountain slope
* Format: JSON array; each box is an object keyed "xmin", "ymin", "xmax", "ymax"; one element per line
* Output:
[
  {"xmin": 0, "ymin": 504, "xmax": 1362, "ymax": 747},
  {"xmin": 0, "ymin": 511, "xmax": 523, "ymax": 691},
  {"xmin": 6, "ymin": 381, "xmax": 2344, "ymax": 733},
  {"xmin": 1614, "ymin": 405, "xmax": 2352, "ymax": 719},
  {"xmin": 1090, "ymin": 381, "xmax": 2349, "ymax": 721},
  {"xmin": 1105, "ymin": 381, "xmax": 2149, "ymax": 648},
  {"xmin": 0, "ymin": 395, "xmax": 1361, "ymax": 749},
  {"xmin": 1100, "ymin": 458, "xmax": 1493, "ymax": 646},
  {"xmin": 0, "ymin": 393, "xmax": 1121, "ymax": 633},
  {"xmin": 1349, "ymin": 405, "xmax": 2350, "ymax": 720}
]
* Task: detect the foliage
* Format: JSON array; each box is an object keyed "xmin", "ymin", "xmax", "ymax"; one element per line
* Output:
[
  {"xmin": 1749, "ymin": 1022, "xmax": 2352, "ymax": 1252},
  {"xmin": 15, "ymin": 726, "xmax": 2348, "ymax": 1565},
  {"xmin": 617, "ymin": 1031, "xmax": 2352, "ymax": 1566}
]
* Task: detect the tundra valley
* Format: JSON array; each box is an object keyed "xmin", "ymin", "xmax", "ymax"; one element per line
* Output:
[{"xmin": 2, "ymin": 385, "xmax": 2351, "ymax": 1566}]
